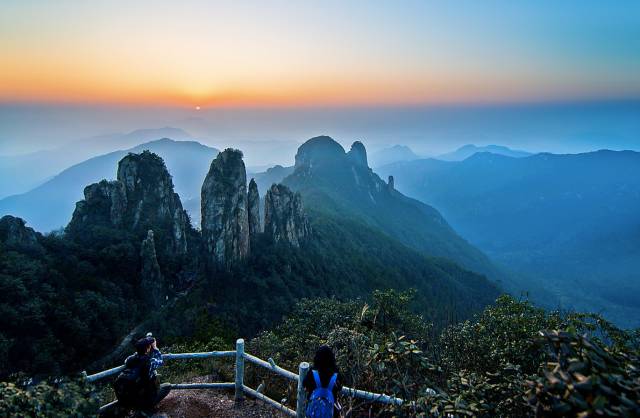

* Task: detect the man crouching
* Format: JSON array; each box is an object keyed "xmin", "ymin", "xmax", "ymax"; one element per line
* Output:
[{"xmin": 112, "ymin": 335, "xmax": 171, "ymax": 417}]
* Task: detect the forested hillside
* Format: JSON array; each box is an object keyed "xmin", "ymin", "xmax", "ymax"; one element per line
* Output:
[
  {"xmin": 0, "ymin": 138, "xmax": 500, "ymax": 379},
  {"xmin": 282, "ymin": 136, "xmax": 504, "ymax": 281}
]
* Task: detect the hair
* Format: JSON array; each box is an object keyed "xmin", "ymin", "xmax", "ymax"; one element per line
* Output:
[
  {"xmin": 135, "ymin": 337, "xmax": 154, "ymax": 355},
  {"xmin": 313, "ymin": 345, "xmax": 337, "ymax": 374}
]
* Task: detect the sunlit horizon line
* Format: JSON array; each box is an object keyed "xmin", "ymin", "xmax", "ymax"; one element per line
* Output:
[{"xmin": 2, "ymin": 92, "xmax": 639, "ymax": 110}]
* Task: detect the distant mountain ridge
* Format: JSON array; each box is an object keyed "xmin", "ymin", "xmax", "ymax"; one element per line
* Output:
[
  {"xmin": 369, "ymin": 144, "xmax": 421, "ymax": 167},
  {"xmin": 0, "ymin": 127, "xmax": 194, "ymax": 199},
  {"xmin": 377, "ymin": 149, "xmax": 640, "ymax": 327},
  {"xmin": 438, "ymin": 144, "xmax": 532, "ymax": 161},
  {"xmin": 0, "ymin": 138, "xmax": 218, "ymax": 231}
]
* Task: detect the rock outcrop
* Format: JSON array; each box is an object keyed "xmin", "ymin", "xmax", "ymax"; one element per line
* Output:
[
  {"xmin": 117, "ymin": 151, "xmax": 189, "ymax": 254},
  {"xmin": 347, "ymin": 141, "xmax": 368, "ymax": 167},
  {"xmin": 69, "ymin": 180, "xmax": 128, "ymax": 229},
  {"xmin": 248, "ymin": 178, "xmax": 261, "ymax": 238},
  {"xmin": 264, "ymin": 184, "xmax": 310, "ymax": 247},
  {"xmin": 140, "ymin": 230, "xmax": 165, "ymax": 307},
  {"xmin": 294, "ymin": 135, "xmax": 346, "ymax": 174},
  {"xmin": 68, "ymin": 151, "xmax": 189, "ymax": 255},
  {"xmin": 201, "ymin": 149, "xmax": 250, "ymax": 269},
  {"xmin": 388, "ymin": 175, "xmax": 395, "ymax": 191},
  {"xmin": 0, "ymin": 215, "xmax": 41, "ymax": 249},
  {"xmin": 290, "ymin": 137, "xmax": 395, "ymax": 204}
]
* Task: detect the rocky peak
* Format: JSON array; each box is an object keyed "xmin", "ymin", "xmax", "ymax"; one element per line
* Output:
[
  {"xmin": 140, "ymin": 230, "xmax": 165, "ymax": 307},
  {"xmin": 294, "ymin": 136, "xmax": 346, "ymax": 171},
  {"xmin": 248, "ymin": 178, "xmax": 261, "ymax": 238},
  {"xmin": 347, "ymin": 141, "xmax": 368, "ymax": 167},
  {"xmin": 68, "ymin": 151, "xmax": 189, "ymax": 255},
  {"xmin": 201, "ymin": 149, "xmax": 250, "ymax": 269},
  {"xmin": 288, "ymin": 137, "xmax": 395, "ymax": 207},
  {"xmin": 70, "ymin": 180, "xmax": 128, "ymax": 229},
  {"xmin": 264, "ymin": 184, "xmax": 310, "ymax": 247},
  {"xmin": 0, "ymin": 215, "xmax": 41, "ymax": 249}
]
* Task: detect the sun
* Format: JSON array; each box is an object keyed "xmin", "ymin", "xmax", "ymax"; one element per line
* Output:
[{"xmin": 195, "ymin": 106, "xmax": 201, "ymax": 110}]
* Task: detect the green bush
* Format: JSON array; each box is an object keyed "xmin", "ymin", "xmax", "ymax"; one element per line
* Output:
[
  {"xmin": 250, "ymin": 292, "xmax": 639, "ymax": 417},
  {"xmin": 528, "ymin": 330, "xmax": 640, "ymax": 417},
  {"xmin": 0, "ymin": 378, "xmax": 98, "ymax": 418}
]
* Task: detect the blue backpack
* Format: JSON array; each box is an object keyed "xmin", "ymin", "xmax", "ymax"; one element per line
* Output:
[{"xmin": 306, "ymin": 370, "xmax": 337, "ymax": 418}]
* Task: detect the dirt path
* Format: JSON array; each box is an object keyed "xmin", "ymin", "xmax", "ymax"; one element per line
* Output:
[
  {"xmin": 153, "ymin": 390, "xmax": 288, "ymax": 418},
  {"xmin": 151, "ymin": 377, "xmax": 289, "ymax": 418}
]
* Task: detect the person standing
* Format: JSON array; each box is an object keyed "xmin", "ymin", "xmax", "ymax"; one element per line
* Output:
[{"xmin": 303, "ymin": 345, "xmax": 343, "ymax": 418}]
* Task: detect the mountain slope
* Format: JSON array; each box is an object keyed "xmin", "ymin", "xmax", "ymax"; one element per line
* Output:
[
  {"xmin": 377, "ymin": 150, "xmax": 640, "ymax": 327},
  {"xmin": 0, "ymin": 139, "xmax": 218, "ymax": 231},
  {"xmin": 279, "ymin": 136, "xmax": 503, "ymax": 281}
]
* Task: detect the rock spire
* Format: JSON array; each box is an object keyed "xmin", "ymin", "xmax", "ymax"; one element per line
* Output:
[
  {"xmin": 201, "ymin": 149, "xmax": 250, "ymax": 269},
  {"xmin": 264, "ymin": 184, "xmax": 310, "ymax": 247}
]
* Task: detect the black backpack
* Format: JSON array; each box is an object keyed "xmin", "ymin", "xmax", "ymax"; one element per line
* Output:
[{"xmin": 113, "ymin": 363, "xmax": 146, "ymax": 407}]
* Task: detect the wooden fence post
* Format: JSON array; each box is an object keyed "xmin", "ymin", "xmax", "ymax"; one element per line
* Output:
[
  {"xmin": 235, "ymin": 338, "xmax": 245, "ymax": 402},
  {"xmin": 296, "ymin": 362, "xmax": 309, "ymax": 418}
]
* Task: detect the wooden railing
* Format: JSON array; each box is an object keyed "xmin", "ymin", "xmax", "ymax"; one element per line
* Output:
[{"xmin": 85, "ymin": 338, "xmax": 403, "ymax": 417}]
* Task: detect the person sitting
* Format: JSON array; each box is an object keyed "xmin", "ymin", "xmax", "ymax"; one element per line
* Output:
[
  {"xmin": 303, "ymin": 345, "xmax": 343, "ymax": 418},
  {"xmin": 112, "ymin": 335, "xmax": 171, "ymax": 416}
]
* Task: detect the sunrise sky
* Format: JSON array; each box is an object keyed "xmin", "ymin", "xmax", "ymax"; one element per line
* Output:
[{"xmin": 2, "ymin": 1, "xmax": 639, "ymax": 107}]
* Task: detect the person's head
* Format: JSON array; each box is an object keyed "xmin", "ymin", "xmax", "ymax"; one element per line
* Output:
[
  {"xmin": 313, "ymin": 345, "xmax": 337, "ymax": 374},
  {"xmin": 135, "ymin": 336, "xmax": 155, "ymax": 356}
]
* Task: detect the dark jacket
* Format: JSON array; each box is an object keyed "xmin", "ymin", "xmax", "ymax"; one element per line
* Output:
[
  {"xmin": 122, "ymin": 350, "xmax": 163, "ymax": 409},
  {"xmin": 124, "ymin": 348, "xmax": 163, "ymax": 381}
]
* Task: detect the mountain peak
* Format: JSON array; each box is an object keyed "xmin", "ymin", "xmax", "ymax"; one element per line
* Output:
[
  {"xmin": 68, "ymin": 150, "xmax": 190, "ymax": 254},
  {"xmin": 370, "ymin": 144, "xmax": 419, "ymax": 167},
  {"xmin": 347, "ymin": 141, "xmax": 368, "ymax": 167},
  {"xmin": 294, "ymin": 136, "xmax": 346, "ymax": 169},
  {"xmin": 438, "ymin": 144, "xmax": 532, "ymax": 161},
  {"xmin": 0, "ymin": 215, "xmax": 41, "ymax": 249}
]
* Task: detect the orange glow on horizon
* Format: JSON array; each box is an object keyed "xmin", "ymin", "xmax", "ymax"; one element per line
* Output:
[
  {"xmin": 0, "ymin": 71, "xmax": 609, "ymax": 108},
  {"xmin": 1, "ymin": 2, "xmax": 638, "ymax": 108}
]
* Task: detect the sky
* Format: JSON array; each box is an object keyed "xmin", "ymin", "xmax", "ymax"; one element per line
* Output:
[
  {"xmin": 0, "ymin": 1, "xmax": 638, "ymax": 157},
  {"xmin": 1, "ymin": 1, "xmax": 639, "ymax": 107}
]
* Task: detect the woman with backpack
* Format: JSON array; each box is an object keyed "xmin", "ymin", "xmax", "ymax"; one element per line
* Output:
[{"xmin": 303, "ymin": 345, "xmax": 343, "ymax": 418}]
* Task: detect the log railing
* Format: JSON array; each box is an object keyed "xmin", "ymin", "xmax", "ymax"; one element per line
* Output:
[{"xmin": 85, "ymin": 338, "xmax": 403, "ymax": 417}]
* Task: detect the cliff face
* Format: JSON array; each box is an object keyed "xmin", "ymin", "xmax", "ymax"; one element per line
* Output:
[
  {"xmin": 68, "ymin": 151, "xmax": 189, "ymax": 255},
  {"xmin": 70, "ymin": 180, "xmax": 127, "ymax": 228},
  {"xmin": 140, "ymin": 230, "xmax": 165, "ymax": 307},
  {"xmin": 264, "ymin": 184, "xmax": 310, "ymax": 247},
  {"xmin": 247, "ymin": 178, "xmax": 261, "ymax": 239},
  {"xmin": 117, "ymin": 151, "xmax": 189, "ymax": 254},
  {"xmin": 201, "ymin": 149, "xmax": 250, "ymax": 269},
  {"xmin": 290, "ymin": 136, "xmax": 391, "ymax": 201},
  {"xmin": 0, "ymin": 215, "xmax": 41, "ymax": 249},
  {"xmin": 347, "ymin": 141, "xmax": 368, "ymax": 167}
]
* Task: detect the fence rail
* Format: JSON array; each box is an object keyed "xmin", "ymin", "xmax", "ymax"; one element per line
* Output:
[{"xmin": 86, "ymin": 339, "xmax": 403, "ymax": 417}]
